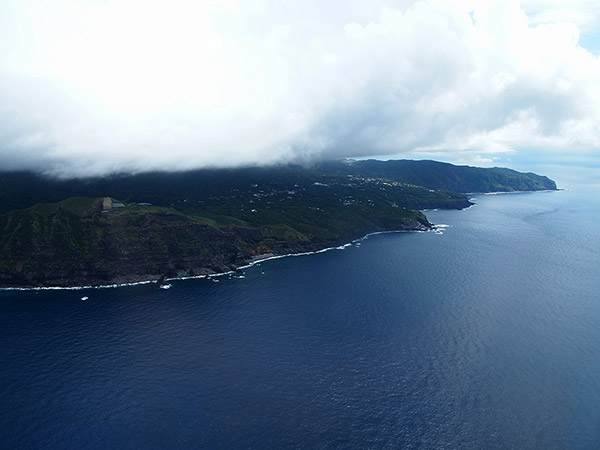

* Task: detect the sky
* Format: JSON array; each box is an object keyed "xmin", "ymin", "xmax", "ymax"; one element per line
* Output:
[{"xmin": 1, "ymin": 0, "xmax": 599, "ymax": 178}]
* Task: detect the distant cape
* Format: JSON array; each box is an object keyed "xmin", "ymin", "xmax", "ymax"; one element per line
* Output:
[{"xmin": 316, "ymin": 159, "xmax": 557, "ymax": 193}]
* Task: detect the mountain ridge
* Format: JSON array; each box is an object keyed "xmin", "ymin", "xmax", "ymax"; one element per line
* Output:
[{"xmin": 0, "ymin": 159, "xmax": 556, "ymax": 288}]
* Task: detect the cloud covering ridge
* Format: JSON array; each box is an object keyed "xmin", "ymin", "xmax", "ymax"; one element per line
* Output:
[{"xmin": 1, "ymin": 0, "xmax": 599, "ymax": 177}]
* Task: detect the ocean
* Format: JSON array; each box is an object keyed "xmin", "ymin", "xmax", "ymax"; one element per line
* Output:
[{"xmin": 1, "ymin": 184, "xmax": 599, "ymax": 449}]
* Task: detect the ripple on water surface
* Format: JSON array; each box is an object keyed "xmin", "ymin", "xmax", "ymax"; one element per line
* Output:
[{"xmin": 1, "ymin": 188, "xmax": 600, "ymax": 449}]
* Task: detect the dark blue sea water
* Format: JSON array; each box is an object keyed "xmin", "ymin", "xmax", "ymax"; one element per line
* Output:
[{"xmin": 1, "ymin": 185, "xmax": 599, "ymax": 449}]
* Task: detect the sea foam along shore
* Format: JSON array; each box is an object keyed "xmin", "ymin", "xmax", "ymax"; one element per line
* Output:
[
  {"xmin": 0, "ymin": 226, "xmax": 447, "ymax": 292},
  {"xmin": 472, "ymin": 189, "xmax": 559, "ymax": 195}
]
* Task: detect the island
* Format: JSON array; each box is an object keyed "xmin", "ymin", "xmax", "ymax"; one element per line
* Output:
[{"xmin": 0, "ymin": 159, "xmax": 556, "ymax": 288}]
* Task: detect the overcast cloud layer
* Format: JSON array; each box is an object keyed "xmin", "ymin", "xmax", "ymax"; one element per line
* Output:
[{"xmin": 1, "ymin": 0, "xmax": 599, "ymax": 177}]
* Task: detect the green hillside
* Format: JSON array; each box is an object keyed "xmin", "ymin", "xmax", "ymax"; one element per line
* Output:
[
  {"xmin": 0, "ymin": 173, "xmax": 466, "ymax": 287},
  {"xmin": 318, "ymin": 159, "xmax": 557, "ymax": 193},
  {"xmin": 0, "ymin": 159, "xmax": 556, "ymax": 288}
]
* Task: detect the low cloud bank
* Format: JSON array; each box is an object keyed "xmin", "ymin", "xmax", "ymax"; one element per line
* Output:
[{"xmin": 1, "ymin": 0, "xmax": 599, "ymax": 177}]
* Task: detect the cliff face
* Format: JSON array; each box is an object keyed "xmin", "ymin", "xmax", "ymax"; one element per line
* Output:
[
  {"xmin": 1, "ymin": 210, "xmax": 240, "ymax": 287},
  {"xmin": 0, "ymin": 198, "xmax": 432, "ymax": 288},
  {"xmin": 0, "ymin": 160, "xmax": 557, "ymax": 288}
]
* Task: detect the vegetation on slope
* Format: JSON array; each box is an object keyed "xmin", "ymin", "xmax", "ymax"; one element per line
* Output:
[
  {"xmin": 318, "ymin": 159, "xmax": 557, "ymax": 193},
  {"xmin": 0, "ymin": 159, "xmax": 556, "ymax": 287},
  {"xmin": 0, "ymin": 160, "xmax": 554, "ymax": 214},
  {"xmin": 0, "ymin": 174, "xmax": 465, "ymax": 287}
]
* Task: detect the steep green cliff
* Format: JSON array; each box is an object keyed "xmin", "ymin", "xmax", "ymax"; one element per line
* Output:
[
  {"xmin": 0, "ymin": 174, "xmax": 456, "ymax": 287},
  {"xmin": 0, "ymin": 160, "xmax": 556, "ymax": 288}
]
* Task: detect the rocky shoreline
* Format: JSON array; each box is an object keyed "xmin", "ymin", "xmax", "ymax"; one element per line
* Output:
[
  {"xmin": 1, "ymin": 159, "xmax": 557, "ymax": 290},
  {"xmin": 0, "ymin": 221, "xmax": 431, "ymax": 290}
]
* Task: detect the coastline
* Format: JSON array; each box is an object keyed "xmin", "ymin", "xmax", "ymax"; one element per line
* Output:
[
  {"xmin": 465, "ymin": 188, "xmax": 559, "ymax": 195},
  {"xmin": 0, "ymin": 225, "xmax": 444, "ymax": 293},
  {"xmin": 5, "ymin": 191, "xmax": 561, "ymax": 293}
]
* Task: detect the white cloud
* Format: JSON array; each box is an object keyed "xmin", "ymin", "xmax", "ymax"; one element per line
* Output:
[
  {"xmin": 0, "ymin": 0, "xmax": 599, "ymax": 176},
  {"xmin": 522, "ymin": 0, "xmax": 600, "ymax": 31}
]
